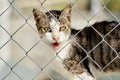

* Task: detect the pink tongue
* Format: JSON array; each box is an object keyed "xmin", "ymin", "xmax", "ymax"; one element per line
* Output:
[{"xmin": 52, "ymin": 43, "xmax": 59, "ymax": 49}]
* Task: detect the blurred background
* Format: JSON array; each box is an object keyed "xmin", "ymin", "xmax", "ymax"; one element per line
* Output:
[{"xmin": 0, "ymin": 0, "xmax": 120, "ymax": 80}]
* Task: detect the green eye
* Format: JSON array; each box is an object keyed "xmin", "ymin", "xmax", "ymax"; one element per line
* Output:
[
  {"xmin": 60, "ymin": 26, "xmax": 66, "ymax": 31},
  {"xmin": 42, "ymin": 27, "xmax": 51, "ymax": 32}
]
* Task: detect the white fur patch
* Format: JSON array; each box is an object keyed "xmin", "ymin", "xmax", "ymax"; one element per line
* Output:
[{"xmin": 57, "ymin": 41, "xmax": 72, "ymax": 59}]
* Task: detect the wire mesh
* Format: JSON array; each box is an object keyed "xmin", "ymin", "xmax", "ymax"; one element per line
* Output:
[{"xmin": 0, "ymin": 0, "xmax": 120, "ymax": 80}]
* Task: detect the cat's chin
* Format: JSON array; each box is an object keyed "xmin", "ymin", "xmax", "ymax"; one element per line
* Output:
[{"xmin": 51, "ymin": 43, "xmax": 60, "ymax": 50}]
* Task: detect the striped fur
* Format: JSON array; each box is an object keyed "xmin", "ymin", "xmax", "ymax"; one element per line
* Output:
[{"xmin": 65, "ymin": 21, "xmax": 120, "ymax": 77}]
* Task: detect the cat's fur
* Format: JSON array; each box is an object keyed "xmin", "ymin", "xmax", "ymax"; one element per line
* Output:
[
  {"xmin": 33, "ymin": 4, "xmax": 120, "ymax": 80},
  {"xmin": 64, "ymin": 21, "xmax": 120, "ymax": 77}
]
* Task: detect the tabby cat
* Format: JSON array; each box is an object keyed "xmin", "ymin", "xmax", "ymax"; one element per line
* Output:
[{"xmin": 33, "ymin": 4, "xmax": 120, "ymax": 80}]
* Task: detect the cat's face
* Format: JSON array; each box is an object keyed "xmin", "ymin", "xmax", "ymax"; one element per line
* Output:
[{"xmin": 33, "ymin": 4, "xmax": 72, "ymax": 50}]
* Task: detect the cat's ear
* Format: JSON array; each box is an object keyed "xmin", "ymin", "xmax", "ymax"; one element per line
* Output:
[
  {"xmin": 33, "ymin": 8, "xmax": 47, "ymax": 22},
  {"xmin": 33, "ymin": 8, "xmax": 49, "ymax": 31},
  {"xmin": 60, "ymin": 4, "xmax": 72, "ymax": 21}
]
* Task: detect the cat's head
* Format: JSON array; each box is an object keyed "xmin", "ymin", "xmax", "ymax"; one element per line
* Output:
[{"xmin": 33, "ymin": 4, "xmax": 72, "ymax": 50}]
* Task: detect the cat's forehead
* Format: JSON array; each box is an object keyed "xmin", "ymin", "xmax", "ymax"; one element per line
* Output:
[
  {"xmin": 49, "ymin": 18, "xmax": 60, "ymax": 28},
  {"xmin": 45, "ymin": 10, "xmax": 61, "ymax": 20},
  {"xmin": 45, "ymin": 10, "xmax": 68, "ymax": 28},
  {"xmin": 44, "ymin": 10, "xmax": 61, "ymax": 28}
]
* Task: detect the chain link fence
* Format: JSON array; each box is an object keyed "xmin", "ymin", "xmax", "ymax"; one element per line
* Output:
[{"xmin": 0, "ymin": 0, "xmax": 120, "ymax": 80}]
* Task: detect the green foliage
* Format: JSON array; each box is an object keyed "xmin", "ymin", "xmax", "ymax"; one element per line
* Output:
[
  {"xmin": 51, "ymin": 2, "xmax": 68, "ymax": 9},
  {"xmin": 106, "ymin": 0, "xmax": 120, "ymax": 11}
]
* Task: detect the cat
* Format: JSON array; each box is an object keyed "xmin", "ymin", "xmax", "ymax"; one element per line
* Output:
[{"xmin": 33, "ymin": 4, "xmax": 120, "ymax": 80}]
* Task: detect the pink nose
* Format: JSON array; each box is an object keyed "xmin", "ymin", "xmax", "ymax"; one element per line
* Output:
[{"xmin": 53, "ymin": 36, "xmax": 59, "ymax": 41}]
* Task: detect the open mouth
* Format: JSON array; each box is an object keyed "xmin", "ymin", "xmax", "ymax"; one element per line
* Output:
[{"xmin": 51, "ymin": 42, "xmax": 60, "ymax": 50}]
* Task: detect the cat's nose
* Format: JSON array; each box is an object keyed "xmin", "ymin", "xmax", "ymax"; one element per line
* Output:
[{"xmin": 53, "ymin": 36, "xmax": 59, "ymax": 41}]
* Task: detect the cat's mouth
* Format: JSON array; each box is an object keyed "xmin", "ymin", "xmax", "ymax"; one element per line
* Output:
[{"xmin": 51, "ymin": 42, "xmax": 60, "ymax": 50}]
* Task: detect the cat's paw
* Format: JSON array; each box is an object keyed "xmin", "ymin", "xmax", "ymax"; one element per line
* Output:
[
  {"xmin": 63, "ymin": 59, "xmax": 85, "ymax": 74},
  {"xmin": 63, "ymin": 59, "xmax": 77, "ymax": 71},
  {"xmin": 72, "ymin": 63, "xmax": 86, "ymax": 74}
]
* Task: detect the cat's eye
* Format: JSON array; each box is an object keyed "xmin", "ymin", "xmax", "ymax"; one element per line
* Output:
[
  {"xmin": 42, "ymin": 27, "xmax": 51, "ymax": 32},
  {"xmin": 60, "ymin": 26, "xmax": 66, "ymax": 31}
]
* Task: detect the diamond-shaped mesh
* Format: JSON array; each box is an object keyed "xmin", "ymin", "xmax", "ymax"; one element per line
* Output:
[{"xmin": 0, "ymin": 0, "xmax": 120, "ymax": 80}]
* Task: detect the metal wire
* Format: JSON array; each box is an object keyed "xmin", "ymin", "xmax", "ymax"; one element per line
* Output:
[{"xmin": 0, "ymin": 0, "xmax": 119, "ymax": 80}]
